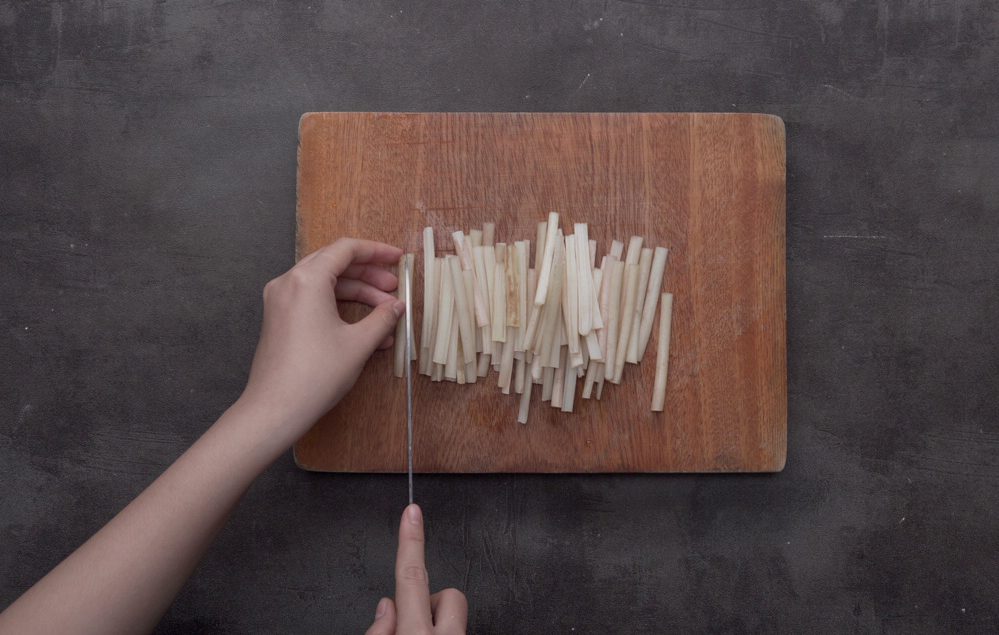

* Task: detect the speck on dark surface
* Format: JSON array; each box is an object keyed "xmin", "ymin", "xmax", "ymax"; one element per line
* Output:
[{"xmin": 1, "ymin": 2, "xmax": 997, "ymax": 633}]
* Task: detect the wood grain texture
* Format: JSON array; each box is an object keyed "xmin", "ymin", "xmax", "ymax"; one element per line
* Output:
[{"xmin": 294, "ymin": 112, "xmax": 786, "ymax": 473}]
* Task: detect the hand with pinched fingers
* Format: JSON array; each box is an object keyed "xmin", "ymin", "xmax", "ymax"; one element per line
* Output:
[{"xmin": 365, "ymin": 505, "xmax": 468, "ymax": 635}]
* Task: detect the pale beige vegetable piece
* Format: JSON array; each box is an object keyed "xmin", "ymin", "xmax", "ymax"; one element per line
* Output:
[
  {"xmin": 534, "ymin": 212, "xmax": 560, "ymax": 305},
  {"xmin": 651, "ymin": 292, "xmax": 674, "ymax": 412},
  {"xmin": 517, "ymin": 375, "xmax": 533, "ymax": 424},
  {"xmin": 505, "ymin": 241, "xmax": 521, "ymax": 327},
  {"xmin": 452, "ymin": 231, "xmax": 474, "ymax": 271},
  {"xmin": 562, "ymin": 235, "xmax": 581, "ymax": 360},
  {"xmin": 535, "ymin": 221, "xmax": 547, "ymax": 269},
  {"xmin": 469, "ymin": 228, "xmax": 483, "ymax": 248},
  {"xmin": 541, "ymin": 366, "xmax": 555, "ymax": 402},
  {"xmin": 421, "ymin": 228, "xmax": 436, "ymax": 349},
  {"xmin": 637, "ymin": 247, "xmax": 669, "ymax": 358},
  {"xmin": 515, "ymin": 241, "xmax": 529, "ymax": 348},
  {"xmin": 561, "ymin": 356, "xmax": 577, "ymax": 413},
  {"xmin": 432, "ymin": 260, "xmax": 455, "ymax": 365},
  {"xmin": 574, "ymin": 224, "xmax": 592, "ymax": 334},
  {"xmin": 610, "ymin": 240, "xmax": 624, "ymax": 260},
  {"xmin": 551, "ymin": 347, "xmax": 566, "ymax": 409},
  {"xmin": 449, "ymin": 256, "xmax": 476, "ymax": 365},
  {"xmin": 491, "ymin": 243, "xmax": 507, "ymax": 342},
  {"xmin": 612, "ymin": 262, "xmax": 639, "ymax": 383},
  {"xmin": 603, "ymin": 259, "xmax": 625, "ymax": 381},
  {"xmin": 626, "ymin": 247, "xmax": 654, "ymax": 363}
]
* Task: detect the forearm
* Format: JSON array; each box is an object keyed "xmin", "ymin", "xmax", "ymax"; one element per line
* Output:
[{"xmin": 0, "ymin": 396, "xmax": 302, "ymax": 635}]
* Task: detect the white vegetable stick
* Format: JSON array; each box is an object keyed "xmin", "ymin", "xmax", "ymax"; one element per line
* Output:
[
  {"xmin": 517, "ymin": 376, "xmax": 533, "ymax": 424},
  {"xmin": 535, "ymin": 221, "xmax": 546, "ymax": 269},
  {"xmin": 431, "ymin": 362, "xmax": 443, "ymax": 382},
  {"xmin": 561, "ymin": 359, "xmax": 576, "ymax": 412},
  {"xmin": 514, "ymin": 356, "xmax": 526, "ymax": 394},
  {"xmin": 452, "ymin": 231, "xmax": 474, "ymax": 271},
  {"xmin": 589, "ymin": 239, "xmax": 597, "ymax": 268},
  {"xmin": 420, "ymin": 257, "xmax": 439, "ymax": 376},
  {"xmin": 563, "ymin": 235, "xmax": 581, "ymax": 359},
  {"xmin": 549, "ymin": 315, "xmax": 564, "ymax": 368},
  {"xmin": 482, "ymin": 222, "xmax": 495, "ymax": 247},
  {"xmin": 534, "ymin": 212, "xmax": 560, "ymax": 305},
  {"xmin": 406, "ymin": 254, "xmax": 417, "ymax": 360},
  {"xmin": 597, "ymin": 256, "xmax": 612, "ymax": 353},
  {"xmin": 551, "ymin": 347, "xmax": 566, "ymax": 409},
  {"xmin": 585, "ymin": 330, "xmax": 602, "ymax": 360},
  {"xmin": 469, "ymin": 228, "xmax": 482, "ymax": 248},
  {"xmin": 595, "ymin": 367, "xmax": 605, "ymax": 399},
  {"xmin": 541, "ymin": 366, "xmax": 555, "ymax": 402},
  {"xmin": 638, "ymin": 247, "xmax": 669, "ymax": 358},
  {"xmin": 470, "ymin": 246, "xmax": 491, "ymax": 327},
  {"xmin": 477, "ymin": 352, "xmax": 491, "ymax": 377},
  {"xmin": 483, "ymin": 246, "xmax": 496, "ymax": 312},
  {"xmin": 610, "ymin": 240, "xmax": 624, "ymax": 260},
  {"xmin": 449, "ymin": 256, "xmax": 476, "ymax": 365},
  {"xmin": 538, "ymin": 238, "xmax": 564, "ymax": 365},
  {"xmin": 590, "ymin": 266, "xmax": 604, "ymax": 330},
  {"xmin": 625, "ymin": 236, "xmax": 643, "ymax": 265},
  {"xmin": 519, "ymin": 266, "xmax": 535, "ymax": 351},
  {"xmin": 582, "ymin": 361, "xmax": 601, "ymax": 399},
  {"xmin": 612, "ymin": 262, "xmax": 639, "ymax": 383},
  {"xmin": 491, "ymin": 243, "xmax": 507, "ymax": 342},
  {"xmin": 432, "ymin": 263, "xmax": 455, "ymax": 365},
  {"xmin": 421, "ymin": 228, "xmax": 436, "ymax": 347},
  {"xmin": 456, "ymin": 348, "xmax": 465, "ymax": 384},
  {"xmin": 652, "ymin": 292, "xmax": 674, "ymax": 412},
  {"xmin": 627, "ymin": 247, "xmax": 654, "ymax": 363},
  {"xmin": 603, "ymin": 259, "xmax": 625, "ymax": 381},
  {"xmin": 505, "ymin": 242, "xmax": 520, "ymax": 327},
  {"xmin": 465, "ymin": 360, "xmax": 477, "ymax": 384},
  {"xmin": 444, "ymin": 308, "xmax": 459, "ymax": 380},
  {"xmin": 574, "ymin": 225, "xmax": 592, "ymax": 334},
  {"xmin": 515, "ymin": 241, "xmax": 529, "ymax": 349},
  {"xmin": 498, "ymin": 327, "xmax": 515, "ymax": 393}
]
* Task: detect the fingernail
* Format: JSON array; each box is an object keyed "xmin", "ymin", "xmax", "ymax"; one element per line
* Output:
[
  {"xmin": 392, "ymin": 300, "xmax": 405, "ymax": 318},
  {"xmin": 375, "ymin": 597, "xmax": 388, "ymax": 618},
  {"xmin": 406, "ymin": 503, "xmax": 422, "ymax": 525}
]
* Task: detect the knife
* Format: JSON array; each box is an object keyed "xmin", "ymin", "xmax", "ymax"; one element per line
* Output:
[{"xmin": 404, "ymin": 256, "xmax": 414, "ymax": 505}]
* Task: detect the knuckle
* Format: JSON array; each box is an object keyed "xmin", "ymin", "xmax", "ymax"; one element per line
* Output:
[{"xmin": 397, "ymin": 564, "xmax": 428, "ymax": 582}]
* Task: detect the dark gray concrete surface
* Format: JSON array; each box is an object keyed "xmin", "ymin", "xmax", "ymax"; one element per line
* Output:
[{"xmin": 2, "ymin": 1, "xmax": 998, "ymax": 633}]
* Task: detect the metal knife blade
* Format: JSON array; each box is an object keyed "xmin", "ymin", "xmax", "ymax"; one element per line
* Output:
[{"xmin": 404, "ymin": 256, "xmax": 414, "ymax": 504}]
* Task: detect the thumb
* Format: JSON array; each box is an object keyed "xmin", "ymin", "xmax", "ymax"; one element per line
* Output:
[{"xmin": 354, "ymin": 298, "xmax": 405, "ymax": 354}]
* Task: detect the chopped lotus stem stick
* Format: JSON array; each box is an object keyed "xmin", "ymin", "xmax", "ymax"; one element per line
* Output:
[
  {"xmin": 652, "ymin": 292, "xmax": 674, "ymax": 412},
  {"xmin": 461, "ymin": 269, "xmax": 477, "ymax": 358},
  {"xmin": 638, "ymin": 246, "xmax": 669, "ymax": 358},
  {"xmin": 625, "ymin": 236, "xmax": 643, "ymax": 265},
  {"xmin": 515, "ymin": 241, "xmax": 529, "ymax": 348},
  {"xmin": 603, "ymin": 259, "xmax": 625, "ymax": 381},
  {"xmin": 610, "ymin": 240, "xmax": 624, "ymax": 260},
  {"xmin": 595, "ymin": 371, "xmax": 606, "ymax": 399},
  {"xmin": 444, "ymin": 310, "xmax": 459, "ymax": 380},
  {"xmin": 590, "ymin": 265, "xmax": 604, "ymax": 330},
  {"xmin": 585, "ymin": 330, "xmax": 602, "ymax": 360},
  {"xmin": 561, "ymin": 359, "xmax": 576, "ymax": 413},
  {"xmin": 448, "ymin": 256, "xmax": 476, "ymax": 365},
  {"xmin": 551, "ymin": 347, "xmax": 567, "ymax": 409},
  {"xmin": 456, "ymin": 350, "xmax": 466, "ymax": 384},
  {"xmin": 491, "ymin": 243, "xmax": 508, "ymax": 342},
  {"xmin": 498, "ymin": 327, "xmax": 515, "ymax": 393},
  {"xmin": 582, "ymin": 362, "xmax": 601, "ymax": 399},
  {"xmin": 534, "ymin": 212, "xmax": 560, "ymax": 305},
  {"xmin": 465, "ymin": 360, "xmax": 477, "ymax": 384},
  {"xmin": 596, "ymin": 256, "xmax": 612, "ymax": 352},
  {"xmin": 406, "ymin": 253, "xmax": 417, "ymax": 360},
  {"xmin": 549, "ymin": 315, "xmax": 565, "ymax": 368},
  {"xmin": 469, "ymin": 228, "xmax": 483, "ymax": 248},
  {"xmin": 541, "ymin": 366, "xmax": 555, "ymax": 402},
  {"xmin": 422, "ymin": 257, "xmax": 444, "ymax": 375},
  {"xmin": 562, "ymin": 236, "xmax": 581, "ymax": 361},
  {"xmin": 471, "ymin": 246, "xmax": 491, "ymax": 328},
  {"xmin": 574, "ymin": 225, "xmax": 592, "ymax": 334},
  {"xmin": 626, "ymin": 247, "xmax": 654, "ymax": 363},
  {"xmin": 431, "ymin": 362, "xmax": 443, "ymax": 382},
  {"xmin": 514, "ymin": 356, "xmax": 526, "ymax": 394},
  {"xmin": 535, "ymin": 221, "xmax": 547, "ymax": 269},
  {"xmin": 477, "ymin": 352, "xmax": 491, "ymax": 377},
  {"xmin": 517, "ymin": 376, "xmax": 533, "ymax": 424},
  {"xmin": 612, "ymin": 262, "xmax": 639, "ymax": 383},
  {"xmin": 538, "ymin": 238, "xmax": 565, "ymax": 365},
  {"xmin": 505, "ymin": 242, "xmax": 521, "ymax": 327},
  {"xmin": 393, "ymin": 255, "xmax": 409, "ymax": 378},
  {"xmin": 588, "ymin": 239, "xmax": 597, "ymax": 268},
  {"xmin": 483, "ymin": 245, "xmax": 496, "ymax": 309},
  {"xmin": 432, "ymin": 261, "xmax": 455, "ymax": 365},
  {"xmin": 452, "ymin": 231, "xmax": 474, "ymax": 271},
  {"xmin": 421, "ymin": 228, "xmax": 436, "ymax": 347},
  {"xmin": 530, "ymin": 349, "xmax": 543, "ymax": 381},
  {"xmin": 482, "ymin": 222, "xmax": 495, "ymax": 247}
]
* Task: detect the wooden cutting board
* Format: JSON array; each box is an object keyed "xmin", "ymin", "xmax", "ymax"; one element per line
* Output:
[{"xmin": 294, "ymin": 112, "xmax": 786, "ymax": 473}]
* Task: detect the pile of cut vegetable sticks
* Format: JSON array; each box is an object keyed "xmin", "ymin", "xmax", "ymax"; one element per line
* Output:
[{"xmin": 393, "ymin": 212, "xmax": 674, "ymax": 423}]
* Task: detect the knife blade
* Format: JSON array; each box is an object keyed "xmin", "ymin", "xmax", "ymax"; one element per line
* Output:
[{"xmin": 404, "ymin": 255, "xmax": 414, "ymax": 505}]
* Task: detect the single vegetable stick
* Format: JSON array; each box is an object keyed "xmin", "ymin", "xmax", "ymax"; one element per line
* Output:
[
  {"xmin": 505, "ymin": 242, "xmax": 520, "ymax": 327},
  {"xmin": 517, "ymin": 375, "xmax": 533, "ymax": 424},
  {"xmin": 561, "ymin": 359, "xmax": 576, "ymax": 413},
  {"xmin": 498, "ymin": 327, "xmax": 515, "ymax": 393},
  {"xmin": 406, "ymin": 253, "xmax": 417, "ymax": 360},
  {"xmin": 562, "ymin": 235, "xmax": 581, "ymax": 360},
  {"xmin": 514, "ymin": 356, "xmax": 526, "ymax": 394},
  {"xmin": 452, "ymin": 231, "xmax": 474, "ymax": 271},
  {"xmin": 582, "ymin": 361, "xmax": 601, "ymax": 399},
  {"xmin": 625, "ymin": 235, "xmax": 643, "ymax": 265},
  {"xmin": 420, "ymin": 257, "xmax": 439, "ymax": 376},
  {"xmin": 638, "ymin": 247, "xmax": 669, "ymax": 358},
  {"xmin": 588, "ymin": 239, "xmax": 597, "ymax": 268},
  {"xmin": 534, "ymin": 212, "xmax": 560, "ymax": 305},
  {"xmin": 465, "ymin": 360, "xmax": 477, "ymax": 384},
  {"xmin": 477, "ymin": 352, "xmax": 491, "ymax": 377},
  {"xmin": 603, "ymin": 259, "xmax": 625, "ymax": 381},
  {"xmin": 626, "ymin": 247, "xmax": 654, "ymax": 363},
  {"xmin": 470, "ymin": 246, "xmax": 491, "ymax": 327},
  {"xmin": 444, "ymin": 308, "xmax": 459, "ymax": 380},
  {"xmin": 541, "ymin": 366, "xmax": 555, "ymax": 402},
  {"xmin": 590, "ymin": 265, "xmax": 604, "ymax": 330},
  {"xmin": 574, "ymin": 224, "xmax": 592, "ymax": 334},
  {"xmin": 652, "ymin": 292, "xmax": 674, "ymax": 412},
  {"xmin": 482, "ymin": 222, "xmax": 495, "ymax": 247},
  {"xmin": 534, "ymin": 221, "xmax": 546, "ymax": 269},
  {"xmin": 529, "ymin": 350, "xmax": 542, "ymax": 382},
  {"xmin": 515, "ymin": 241, "xmax": 529, "ymax": 348},
  {"xmin": 596, "ymin": 256, "xmax": 612, "ymax": 353},
  {"xmin": 491, "ymin": 243, "xmax": 507, "ymax": 342},
  {"xmin": 431, "ymin": 362, "xmax": 443, "ymax": 382},
  {"xmin": 432, "ymin": 262, "xmax": 455, "ymax": 365},
  {"xmin": 421, "ymin": 228, "xmax": 436, "ymax": 347},
  {"xmin": 585, "ymin": 330, "xmax": 602, "ymax": 360},
  {"xmin": 595, "ymin": 369, "xmax": 606, "ymax": 399},
  {"xmin": 449, "ymin": 256, "xmax": 476, "ymax": 365},
  {"xmin": 549, "ymin": 315, "xmax": 565, "ymax": 368},
  {"xmin": 469, "ymin": 228, "xmax": 483, "ymax": 248},
  {"xmin": 538, "ymin": 237, "xmax": 565, "ymax": 365},
  {"xmin": 612, "ymin": 262, "xmax": 640, "ymax": 383},
  {"xmin": 393, "ymin": 256, "xmax": 408, "ymax": 378},
  {"xmin": 610, "ymin": 240, "xmax": 624, "ymax": 260},
  {"xmin": 551, "ymin": 347, "xmax": 566, "ymax": 409},
  {"xmin": 461, "ymin": 269, "xmax": 477, "ymax": 357},
  {"xmin": 456, "ymin": 348, "xmax": 465, "ymax": 384}
]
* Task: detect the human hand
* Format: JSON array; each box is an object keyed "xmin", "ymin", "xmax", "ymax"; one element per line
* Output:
[
  {"xmin": 366, "ymin": 505, "xmax": 468, "ymax": 635},
  {"xmin": 241, "ymin": 238, "xmax": 404, "ymax": 435}
]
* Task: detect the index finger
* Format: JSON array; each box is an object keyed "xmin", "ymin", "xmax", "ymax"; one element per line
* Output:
[
  {"xmin": 300, "ymin": 238, "xmax": 403, "ymax": 280},
  {"xmin": 394, "ymin": 504, "xmax": 433, "ymax": 631}
]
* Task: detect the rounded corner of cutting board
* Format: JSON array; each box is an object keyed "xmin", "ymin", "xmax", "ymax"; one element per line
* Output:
[{"xmin": 292, "ymin": 444, "xmax": 323, "ymax": 473}]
